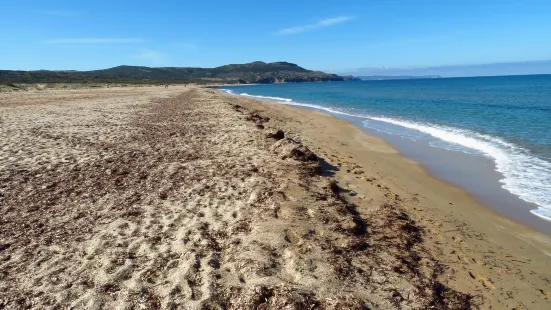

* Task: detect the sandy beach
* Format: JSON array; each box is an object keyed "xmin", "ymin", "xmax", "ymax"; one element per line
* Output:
[{"xmin": 1, "ymin": 85, "xmax": 550, "ymax": 309}]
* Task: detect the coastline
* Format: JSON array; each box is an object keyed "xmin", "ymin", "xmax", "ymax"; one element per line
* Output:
[
  {"xmin": 1, "ymin": 85, "xmax": 550, "ymax": 308},
  {"xmin": 218, "ymin": 85, "xmax": 551, "ymax": 235},
  {"xmin": 373, "ymin": 127, "xmax": 551, "ymax": 235},
  {"xmin": 216, "ymin": 86, "xmax": 551, "ymax": 238},
  {"xmin": 215, "ymin": 88, "xmax": 551, "ymax": 307},
  {"xmin": 299, "ymin": 105, "xmax": 551, "ymax": 236}
]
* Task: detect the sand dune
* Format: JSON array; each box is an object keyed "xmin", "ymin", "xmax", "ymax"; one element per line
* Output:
[{"xmin": 0, "ymin": 86, "xmax": 550, "ymax": 309}]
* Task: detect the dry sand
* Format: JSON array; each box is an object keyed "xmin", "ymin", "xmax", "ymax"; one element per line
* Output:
[{"xmin": 0, "ymin": 86, "xmax": 550, "ymax": 309}]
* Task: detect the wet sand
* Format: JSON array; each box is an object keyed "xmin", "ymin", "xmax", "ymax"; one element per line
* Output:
[
  {"xmin": 0, "ymin": 86, "xmax": 550, "ymax": 309},
  {"xmin": 320, "ymin": 112, "xmax": 551, "ymax": 236}
]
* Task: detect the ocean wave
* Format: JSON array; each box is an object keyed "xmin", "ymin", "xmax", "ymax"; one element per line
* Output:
[
  {"xmin": 365, "ymin": 117, "xmax": 551, "ymax": 221},
  {"xmin": 221, "ymin": 88, "xmax": 365, "ymax": 117},
  {"xmin": 220, "ymin": 89, "xmax": 235, "ymax": 95},
  {"xmin": 279, "ymin": 101, "xmax": 372, "ymax": 119},
  {"xmin": 239, "ymin": 93, "xmax": 293, "ymax": 103},
  {"xmin": 220, "ymin": 88, "xmax": 551, "ymax": 221}
]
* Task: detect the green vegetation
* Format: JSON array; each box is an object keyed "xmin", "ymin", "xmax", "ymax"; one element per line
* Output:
[{"xmin": 0, "ymin": 61, "xmax": 356, "ymax": 84}]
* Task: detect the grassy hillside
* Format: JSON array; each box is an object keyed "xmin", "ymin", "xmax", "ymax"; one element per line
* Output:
[{"xmin": 0, "ymin": 61, "xmax": 353, "ymax": 84}]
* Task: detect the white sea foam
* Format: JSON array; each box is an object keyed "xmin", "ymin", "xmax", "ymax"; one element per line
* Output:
[
  {"xmin": 231, "ymin": 91, "xmax": 367, "ymax": 118},
  {"xmin": 365, "ymin": 117, "xmax": 551, "ymax": 221},
  {"xmin": 220, "ymin": 89, "xmax": 234, "ymax": 95},
  {"xmin": 221, "ymin": 88, "xmax": 551, "ymax": 221},
  {"xmin": 279, "ymin": 101, "xmax": 371, "ymax": 119},
  {"xmin": 238, "ymin": 93, "xmax": 294, "ymax": 102}
]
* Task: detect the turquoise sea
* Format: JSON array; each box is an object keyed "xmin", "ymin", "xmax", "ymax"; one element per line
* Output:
[{"xmin": 221, "ymin": 75, "xmax": 551, "ymax": 222}]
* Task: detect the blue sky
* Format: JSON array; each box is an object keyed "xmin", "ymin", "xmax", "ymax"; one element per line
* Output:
[{"xmin": 1, "ymin": 0, "xmax": 551, "ymax": 72}]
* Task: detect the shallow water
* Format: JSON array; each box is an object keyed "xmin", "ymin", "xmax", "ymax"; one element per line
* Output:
[{"xmin": 222, "ymin": 75, "xmax": 551, "ymax": 223}]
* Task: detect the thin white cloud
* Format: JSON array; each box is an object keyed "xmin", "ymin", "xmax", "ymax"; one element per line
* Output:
[
  {"xmin": 132, "ymin": 49, "xmax": 166, "ymax": 65},
  {"xmin": 45, "ymin": 38, "xmax": 144, "ymax": 44},
  {"xmin": 275, "ymin": 16, "xmax": 354, "ymax": 35}
]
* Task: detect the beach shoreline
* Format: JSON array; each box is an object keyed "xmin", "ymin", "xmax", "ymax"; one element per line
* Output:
[
  {"xmin": 1, "ymin": 85, "xmax": 550, "ymax": 308},
  {"xmin": 293, "ymin": 103, "xmax": 551, "ymax": 236},
  {"xmin": 216, "ymin": 86, "xmax": 551, "ymax": 238},
  {"xmin": 215, "ymin": 87, "xmax": 551, "ymax": 307},
  {"xmin": 218, "ymin": 85, "xmax": 551, "ymax": 236}
]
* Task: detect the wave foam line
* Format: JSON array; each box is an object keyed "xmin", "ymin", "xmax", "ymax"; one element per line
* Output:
[
  {"xmin": 366, "ymin": 117, "xmax": 551, "ymax": 221},
  {"xmin": 220, "ymin": 89, "xmax": 234, "ymax": 95},
  {"xmin": 238, "ymin": 93, "xmax": 293, "ymax": 103}
]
